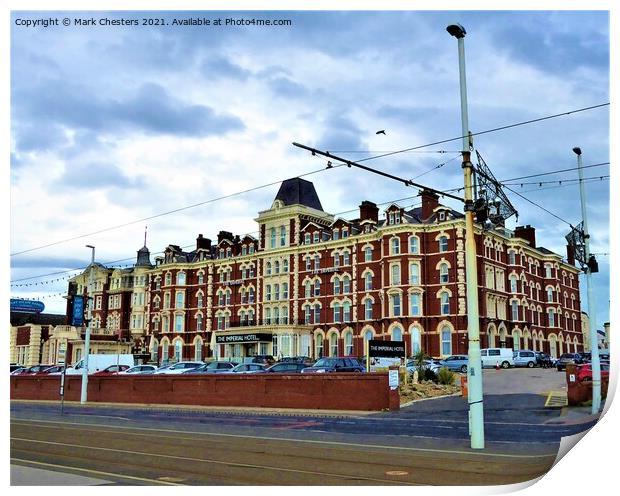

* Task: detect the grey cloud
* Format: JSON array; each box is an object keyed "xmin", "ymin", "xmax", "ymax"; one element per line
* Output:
[
  {"xmin": 54, "ymin": 161, "xmax": 145, "ymax": 190},
  {"xmin": 202, "ymin": 55, "xmax": 251, "ymax": 80},
  {"xmin": 268, "ymin": 77, "xmax": 309, "ymax": 98}
]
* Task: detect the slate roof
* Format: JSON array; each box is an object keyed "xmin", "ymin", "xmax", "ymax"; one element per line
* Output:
[{"xmin": 274, "ymin": 178, "xmax": 323, "ymax": 211}]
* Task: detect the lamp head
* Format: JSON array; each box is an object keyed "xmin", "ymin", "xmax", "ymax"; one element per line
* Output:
[
  {"xmin": 572, "ymin": 147, "xmax": 582, "ymax": 156},
  {"xmin": 447, "ymin": 24, "xmax": 466, "ymax": 39}
]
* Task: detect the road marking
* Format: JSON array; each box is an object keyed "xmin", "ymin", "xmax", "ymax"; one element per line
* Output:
[
  {"xmin": 386, "ymin": 470, "xmax": 409, "ymax": 476},
  {"xmin": 10, "ymin": 437, "xmax": 417, "ymax": 485},
  {"xmin": 11, "ymin": 418, "xmax": 557, "ymax": 459},
  {"xmin": 10, "ymin": 458, "xmax": 183, "ymax": 485},
  {"xmin": 545, "ymin": 391, "xmax": 568, "ymax": 408}
]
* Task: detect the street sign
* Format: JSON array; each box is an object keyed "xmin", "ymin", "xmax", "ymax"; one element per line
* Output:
[{"xmin": 72, "ymin": 296, "xmax": 84, "ymax": 326}]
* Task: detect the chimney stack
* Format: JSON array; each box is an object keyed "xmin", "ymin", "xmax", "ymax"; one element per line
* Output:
[
  {"xmin": 196, "ymin": 234, "xmax": 212, "ymax": 251},
  {"xmin": 566, "ymin": 244, "xmax": 575, "ymax": 266},
  {"xmin": 359, "ymin": 201, "xmax": 379, "ymax": 223},
  {"xmin": 514, "ymin": 225, "xmax": 536, "ymax": 248},
  {"xmin": 419, "ymin": 189, "xmax": 440, "ymax": 219}
]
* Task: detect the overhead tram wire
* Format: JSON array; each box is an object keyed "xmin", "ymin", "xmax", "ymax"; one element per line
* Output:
[
  {"xmin": 503, "ymin": 175, "xmax": 610, "ymax": 187},
  {"xmin": 11, "ymin": 103, "xmax": 607, "ymax": 258},
  {"xmin": 501, "ymin": 162, "xmax": 609, "ymax": 182}
]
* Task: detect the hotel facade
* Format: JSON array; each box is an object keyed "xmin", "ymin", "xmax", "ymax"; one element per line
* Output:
[{"xmin": 64, "ymin": 178, "xmax": 583, "ymax": 365}]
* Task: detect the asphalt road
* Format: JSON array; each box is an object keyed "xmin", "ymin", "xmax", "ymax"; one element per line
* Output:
[{"xmin": 10, "ymin": 368, "xmax": 597, "ymax": 486}]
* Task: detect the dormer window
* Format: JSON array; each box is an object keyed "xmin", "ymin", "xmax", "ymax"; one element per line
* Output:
[
  {"xmin": 333, "ymin": 229, "xmax": 339, "ymax": 241},
  {"xmin": 313, "ymin": 232, "xmax": 319, "ymax": 243},
  {"xmin": 438, "ymin": 211, "xmax": 446, "ymax": 221},
  {"xmin": 342, "ymin": 228, "xmax": 348, "ymax": 238},
  {"xmin": 249, "ymin": 245, "xmax": 254, "ymax": 254},
  {"xmin": 242, "ymin": 246, "xmax": 247, "ymax": 256},
  {"xmin": 389, "ymin": 212, "xmax": 395, "ymax": 225},
  {"xmin": 226, "ymin": 248, "xmax": 231, "ymax": 258},
  {"xmin": 305, "ymin": 233, "xmax": 311, "ymax": 245}
]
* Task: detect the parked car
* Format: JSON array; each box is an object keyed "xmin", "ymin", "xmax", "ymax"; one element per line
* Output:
[
  {"xmin": 10, "ymin": 366, "xmax": 26, "ymax": 375},
  {"xmin": 302, "ymin": 357, "xmax": 365, "ymax": 373},
  {"xmin": 439, "ymin": 355, "xmax": 470, "ymax": 373},
  {"xmin": 513, "ymin": 350, "xmax": 537, "ymax": 368},
  {"xmin": 13, "ymin": 365, "xmax": 54, "ymax": 375},
  {"xmin": 266, "ymin": 362, "xmax": 308, "ymax": 373},
  {"xmin": 580, "ymin": 352, "xmax": 592, "ymax": 363},
  {"xmin": 556, "ymin": 353, "xmax": 585, "ymax": 371},
  {"xmin": 576, "ymin": 362, "xmax": 610, "ymax": 382},
  {"xmin": 34, "ymin": 365, "xmax": 65, "ymax": 375},
  {"xmin": 406, "ymin": 359, "xmax": 442, "ymax": 374},
  {"xmin": 10, "ymin": 364, "xmax": 24, "ymax": 373},
  {"xmin": 278, "ymin": 356, "xmax": 314, "ymax": 366},
  {"xmin": 229, "ymin": 363, "xmax": 267, "ymax": 374},
  {"xmin": 535, "ymin": 352, "xmax": 553, "ymax": 368},
  {"xmin": 64, "ymin": 354, "xmax": 135, "ymax": 375},
  {"xmin": 182, "ymin": 361, "xmax": 238, "ymax": 374},
  {"xmin": 480, "ymin": 348, "xmax": 514, "ymax": 369},
  {"xmin": 92, "ymin": 364, "xmax": 131, "ymax": 376},
  {"xmin": 119, "ymin": 364, "xmax": 158, "ymax": 375},
  {"xmin": 243, "ymin": 355, "xmax": 275, "ymax": 366},
  {"xmin": 154, "ymin": 361, "xmax": 204, "ymax": 375}
]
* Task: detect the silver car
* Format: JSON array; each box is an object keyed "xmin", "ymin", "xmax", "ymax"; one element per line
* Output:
[
  {"xmin": 154, "ymin": 361, "xmax": 204, "ymax": 375},
  {"xmin": 512, "ymin": 350, "xmax": 537, "ymax": 368}
]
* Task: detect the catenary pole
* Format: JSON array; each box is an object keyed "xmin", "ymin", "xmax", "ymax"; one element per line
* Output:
[
  {"xmin": 80, "ymin": 245, "xmax": 95, "ymax": 404},
  {"xmin": 447, "ymin": 23, "xmax": 485, "ymax": 449},
  {"xmin": 573, "ymin": 147, "xmax": 601, "ymax": 413}
]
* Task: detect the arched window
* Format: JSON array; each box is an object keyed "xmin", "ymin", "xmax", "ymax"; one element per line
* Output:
[
  {"xmin": 315, "ymin": 334, "xmax": 324, "ymax": 358},
  {"xmin": 196, "ymin": 314, "xmax": 203, "ymax": 331},
  {"xmin": 343, "ymin": 275, "xmax": 351, "ymax": 293},
  {"xmin": 305, "ymin": 280, "xmax": 312, "ymax": 298},
  {"xmin": 333, "ymin": 303, "xmax": 341, "ymax": 323},
  {"xmin": 194, "ymin": 338, "xmax": 202, "ymax": 361},
  {"xmin": 162, "ymin": 341, "xmax": 169, "ymax": 363},
  {"xmin": 439, "ymin": 263, "xmax": 449, "ymax": 284},
  {"xmin": 391, "ymin": 294, "xmax": 401, "ymax": 317},
  {"xmin": 314, "ymin": 279, "xmax": 321, "ymax": 296},
  {"xmin": 364, "ymin": 246, "xmax": 372, "ymax": 262},
  {"xmin": 439, "ymin": 236, "xmax": 448, "ymax": 252},
  {"xmin": 344, "ymin": 330, "xmax": 353, "ymax": 356},
  {"xmin": 548, "ymin": 309, "xmax": 556, "ymax": 327},
  {"xmin": 266, "ymin": 284, "xmax": 272, "ymax": 301},
  {"xmin": 266, "ymin": 261, "xmax": 272, "ymax": 276},
  {"xmin": 176, "ymin": 272, "xmax": 186, "ymax": 285},
  {"xmin": 329, "ymin": 333, "xmax": 338, "ymax": 357},
  {"xmin": 343, "ymin": 301, "xmax": 351, "ymax": 322},
  {"xmin": 441, "ymin": 327, "xmax": 452, "ymax": 355},
  {"xmin": 547, "ymin": 288, "xmax": 554, "ymax": 303},
  {"xmin": 314, "ymin": 304, "xmax": 321, "ymax": 324},
  {"xmin": 197, "ymin": 294, "xmax": 203, "ymax": 308},
  {"xmin": 165, "ymin": 273, "xmax": 172, "ymax": 286},
  {"xmin": 512, "ymin": 330, "xmax": 520, "ymax": 350},
  {"xmin": 175, "ymin": 292, "xmax": 184, "ymax": 309},
  {"xmin": 364, "ymin": 328, "xmax": 374, "ymax": 343},
  {"xmin": 270, "ymin": 227, "xmax": 276, "ymax": 249},
  {"xmin": 280, "ymin": 225, "xmax": 286, "ymax": 246},
  {"xmin": 510, "ymin": 276, "xmax": 518, "ymax": 293},
  {"xmin": 410, "ymin": 293, "xmax": 421, "ymax": 316},
  {"xmin": 274, "ymin": 283, "xmax": 280, "ymax": 301},
  {"xmin": 392, "ymin": 326, "xmax": 402, "ymax": 341},
  {"xmin": 282, "ymin": 282, "xmax": 288, "ymax": 299},
  {"xmin": 411, "ymin": 328, "xmax": 421, "ymax": 354},
  {"xmin": 150, "ymin": 339, "xmax": 159, "ymax": 362},
  {"xmin": 391, "ymin": 265, "xmax": 400, "ymax": 285},
  {"xmin": 440, "ymin": 292, "xmax": 450, "ymax": 315},
  {"xmin": 174, "ymin": 340, "xmax": 182, "ymax": 362},
  {"xmin": 283, "ymin": 259, "xmax": 289, "ymax": 273},
  {"xmin": 511, "ymin": 301, "xmax": 519, "ymax": 321},
  {"xmin": 364, "ymin": 299, "xmax": 373, "ymax": 320},
  {"xmin": 274, "ymin": 261, "xmax": 280, "ymax": 274},
  {"xmin": 409, "ymin": 263, "xmax": 419, "ymax": 285},
  {"xmin": 409, "ymin": 236, "xmax": 419, "ymax": 254},
  {"xmin": 391, "ymin": 237, "xmax": 400, "ymax": 255},
  {"xmin": 365, "ymin": 272, "xmax": 373, "ymax": 291},
  {"xmin": 333, "ymin": 278, "xmax": 341, "ymax": 295}
]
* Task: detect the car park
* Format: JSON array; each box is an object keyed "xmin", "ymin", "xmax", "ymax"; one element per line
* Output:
[
  {"xmin": 513, "ymin": 350, "xmax": 537, "ymax": 368},
  {"xmin": 182, "ymin": 361, "xmax": 238, "ymax": 374},
  {"xmin": 439, "ymin": 355, "xmax": 470, "ymax": 373},
  {"xmin": 92, "ymin": 364, "xmax": 131, "ymax": 376},
  {"xmin": 266, "ymin": 362, "xmax": 307, "ymax": 373},
  {"xmin": 301, "ymin": 357, "xmax": 365, "ymax": 373},
  {"xmin": 154, "ymin": 361, "xmax": 204, "ymax": 375},
  {"xmin": 480, "ymin": 348, "xmax": 514, "ymax": 368},
  {"xmin": 556, "ymin": 353, "xmax": 585, "ymax": 371},
  {"xmin": 119, "ymin": 364, "xmax": 158, "ymax": 374},
  {"xmin": 229, "ymin": 363, "xmax": 267, "ymax": 374}
]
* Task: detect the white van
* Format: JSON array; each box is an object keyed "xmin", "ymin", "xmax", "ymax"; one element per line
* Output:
[
  {"xmin": 64, "ymin": 354, "xmax": 135, "ymax": 375},
  {"xmin": 480, "ymin": 348, "xmax": 514, "ymax": 369}
]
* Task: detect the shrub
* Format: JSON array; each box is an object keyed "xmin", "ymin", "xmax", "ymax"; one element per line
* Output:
[
  {"xmin": 422, "ymin": 368, "xmax": 438, "ymax": 382},
  {"xmin": 437, "ymin": 367, "xmax": 457, "ymax": 385}
]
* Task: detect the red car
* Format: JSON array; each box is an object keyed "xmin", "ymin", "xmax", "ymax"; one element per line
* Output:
[
  {"xmin": 33, "ymin": 365, "xmax": 65, "ymax": 375},
  {"xmin": 575, "ymin": 363, "xmax": 610, "ymax": 382},
  {"xmin": 91, "ymin": 364, "xmax": 131, "ymax": 376}
]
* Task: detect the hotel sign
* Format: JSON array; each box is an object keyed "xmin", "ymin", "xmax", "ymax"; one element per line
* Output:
[
  {"xmin": 368, "ymin": 340, "xmax": 406, "ymax": 358},
  {"xmin": 216, "ymin": 333, "xmax": 272, "ymax": 344}
]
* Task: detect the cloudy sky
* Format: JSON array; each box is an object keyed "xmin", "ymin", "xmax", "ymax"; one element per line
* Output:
[{"xmin": 9, "ymin": 9, "xmax": 611, "ymax": 329}]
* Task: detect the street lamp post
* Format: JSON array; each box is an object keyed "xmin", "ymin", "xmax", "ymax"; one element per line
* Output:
[
  {"xmin": 80, "ymin": 244, "xmax": 95, "ymax": 404},
  {"xmin": 447, "ymin": 23, "xmax": 485, "ymax": 449},
  {"xmin": 573, "ymin": 147, "xmax": 601, "ymax": 414}
]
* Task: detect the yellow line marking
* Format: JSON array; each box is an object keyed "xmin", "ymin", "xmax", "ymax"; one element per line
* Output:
[
  {"xmin": 10, "ymin": 458, "xmax": 183, "ymax": 485},
  {"xmin": 11, "ymin": 437, "xmax": 417, "ymax": 485},
  {"xmin": 545, "ymin": 391, "xmax": 568, "ymax": 407},
  {"xmin": 11, "ymin": 417, "xmax": 557, "ymax": 459}
]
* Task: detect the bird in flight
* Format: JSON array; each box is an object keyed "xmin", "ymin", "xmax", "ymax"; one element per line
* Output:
[{"xmin": 376, "ymin": 130, "xmax": 386, "ymax": 135}]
